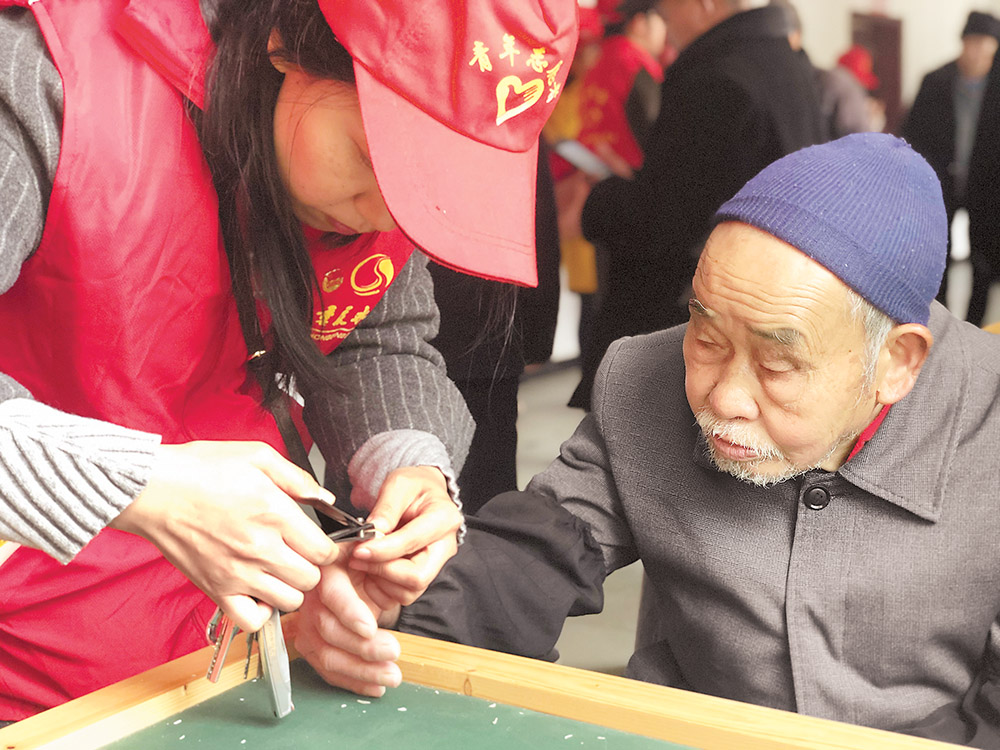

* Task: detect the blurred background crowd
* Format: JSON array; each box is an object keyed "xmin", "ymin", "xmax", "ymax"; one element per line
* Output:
[{"xmin": 435, "ymin": 0, "xmax": 1000, "ymax": 515}]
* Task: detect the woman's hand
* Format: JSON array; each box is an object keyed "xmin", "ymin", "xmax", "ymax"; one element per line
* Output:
[
  {"xmin": 348, "ymin": 465, "xmax": 463, "ymax": 611},
  {"xmin": 110, "ymin": 441, "xmax": 340, "ymax": 632}
]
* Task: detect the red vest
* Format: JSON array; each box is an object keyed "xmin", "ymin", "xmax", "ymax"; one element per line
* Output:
[
  {"xmin": 578, "ymin": 35, "xmax": 664, "ymax": 170},
  {"xmin": 0, "ymin": 0, "xmax": 411, "ymax": 718}
]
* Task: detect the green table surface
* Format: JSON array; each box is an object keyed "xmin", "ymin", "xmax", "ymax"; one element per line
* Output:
[{"xmin": 107, "ymin": 659, "xmax": 695, "ymax": 749}]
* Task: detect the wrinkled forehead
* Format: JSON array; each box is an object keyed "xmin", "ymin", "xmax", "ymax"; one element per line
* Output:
[
  {"xmin": 697, "ymin": 222, "xmax": 842, "ymax": 285},
  {"xmin": 694, "ymin": 223, "xmax": 860, "ymax": 337}
]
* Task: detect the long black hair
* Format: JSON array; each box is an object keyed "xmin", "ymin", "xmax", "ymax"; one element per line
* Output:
[{"xmin": 196, "ymin": 0, "xmax": 355, "ymax": 401}]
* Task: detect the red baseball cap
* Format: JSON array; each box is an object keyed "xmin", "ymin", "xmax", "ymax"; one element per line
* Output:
[
  {"xmin": 320, "ymin": 0, "xmax": 579, "ymax": 287},
  {"xmin": 838, "ymin": 44, "xmax": 880, "ymax": 92}
]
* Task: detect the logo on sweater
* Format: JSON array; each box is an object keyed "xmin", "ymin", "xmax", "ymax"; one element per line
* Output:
[
  {"xmin": 351, "ymin": 254, "xmax": 395, "ymax": 296},
  {"xmin": 311, "ymin": 254, "xmax": 395, "ymax": 342}
]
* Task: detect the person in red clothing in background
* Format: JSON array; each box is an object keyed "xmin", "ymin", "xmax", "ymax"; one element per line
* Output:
[
  {"xmin": 564, "ymin": 0, "xmax": 669, "ymax": 407},
  {"xmin": 578, "ymin": 0, "xmax": 668, "ymax": 178},
  {"xmin": 544, "ymin": 2, "xmax": 607, "ymax": 363},
  {"xmin": 552, "ymin": 0, "xmax": 670, "ymax": 389}
]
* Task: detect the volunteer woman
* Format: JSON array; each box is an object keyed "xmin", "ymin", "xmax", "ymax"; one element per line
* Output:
[{"xmin": 0, "ymin": 0, "xmax": 576, "ymax": 719}]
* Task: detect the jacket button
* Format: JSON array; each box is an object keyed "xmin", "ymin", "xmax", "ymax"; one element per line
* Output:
[{"xmin": 803, "ymin": 486, "xmax": 831, "ymax": 510}]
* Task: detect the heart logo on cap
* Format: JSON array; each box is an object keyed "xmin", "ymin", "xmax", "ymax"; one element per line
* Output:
[{"xmin": 495, "ymin": 75, "xmax": 544, "ymax": 125}]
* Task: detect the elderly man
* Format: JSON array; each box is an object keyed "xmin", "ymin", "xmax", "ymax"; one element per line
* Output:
[
  {"xmin": 569, "ymin": 0, "xmax": 825, "ymax": 409},
  {"xmin": 298, "ymin": 134, "xmax": 1000, "ymax": 746}
]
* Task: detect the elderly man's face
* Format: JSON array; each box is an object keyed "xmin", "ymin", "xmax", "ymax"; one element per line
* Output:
[{"xmin": 683, "ymin": 222, "xmax": 884, "ymax": 486}]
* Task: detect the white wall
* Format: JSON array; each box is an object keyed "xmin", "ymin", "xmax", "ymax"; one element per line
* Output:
[{"xmin": 794, "ymin": 0, "xmax": 1000, "ymax": 105}]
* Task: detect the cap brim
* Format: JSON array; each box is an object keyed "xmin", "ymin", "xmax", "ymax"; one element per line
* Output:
[{"xmin": 354, "ymin": 64, "xmax": 539, "ymax": 287}]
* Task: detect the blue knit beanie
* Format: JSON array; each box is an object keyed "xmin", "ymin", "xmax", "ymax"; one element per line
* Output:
[{"xmin": 713, "ymin": 133, "xmax": 946, "ymax": 325}]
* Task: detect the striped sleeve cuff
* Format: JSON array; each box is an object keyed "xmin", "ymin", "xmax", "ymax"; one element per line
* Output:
[
  {"xmin": 0, "ymin": 398, "xmax": 161, "ymax": 563},
  {"xmin": 347, "ymin": 429, "xmax": 466, "ymax": 544}
]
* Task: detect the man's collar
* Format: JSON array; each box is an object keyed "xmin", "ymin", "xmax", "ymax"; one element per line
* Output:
[{"xmin": 837, "ymin": 306, "xmax": 963, "ymax": 522}]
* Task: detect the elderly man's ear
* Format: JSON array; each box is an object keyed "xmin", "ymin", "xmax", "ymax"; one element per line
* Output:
[{"xmin": 874, "ymin": 325, "xmax": 934, "ymax": 405}]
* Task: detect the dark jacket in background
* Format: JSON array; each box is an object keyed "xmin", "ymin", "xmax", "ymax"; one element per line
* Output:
[
  {"xmin": 965, "ymin": 51, "xmax": 1000, "ymax": 326},
  {"xmin": 902, "ymin": 61, "xmax": 961, "ymax": 311},
  {"xmin": 904, "ymin": 57, "xmax": 1000, "ymax": 324},
  {"xmin": 429, "ymin": 141, "xmax": 561, "ymax": 513},
  {"xmin": 903, "ymin": 62, "xmax": 962, "ymax": 217},
  {"xmin": 575, "ymin": 6, "xmax": 825, "ymax": 410}
]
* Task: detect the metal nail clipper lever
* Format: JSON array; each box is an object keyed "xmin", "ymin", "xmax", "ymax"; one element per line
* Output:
[{"xmin": 300, "ymin": 496, "xmax": 377, "ymax": 542}]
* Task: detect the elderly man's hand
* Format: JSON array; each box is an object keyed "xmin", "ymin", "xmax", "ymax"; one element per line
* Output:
[
  {"xmin": 349, "ymin": 465, "xmax": 462, "ymax": 612},
  {"xmin": 295, "ymin": 558, "xmax": 404, "ymax": 696},
  {"xmin": 297, "ymin": 465, "xmax": 459, "ymax": 694},
  {"xmin": 110, "ymin": 441, "xmax": 340, "ymax": 633}
]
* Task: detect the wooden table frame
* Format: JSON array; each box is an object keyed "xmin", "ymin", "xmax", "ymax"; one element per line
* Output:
[{"xmin": 0, "ymin": 613, "xmax": 959, "ymax": 750}]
